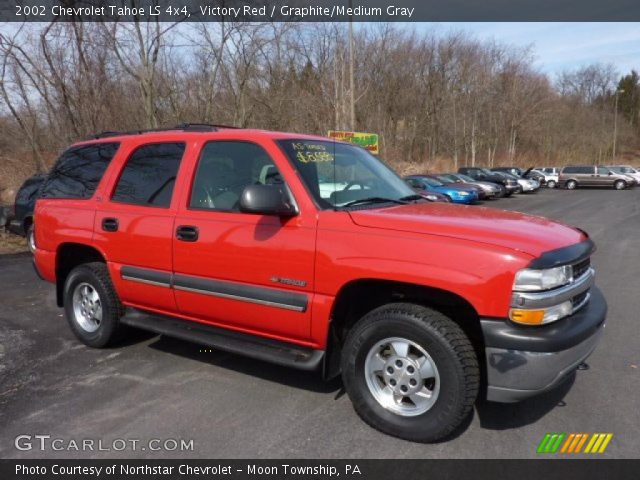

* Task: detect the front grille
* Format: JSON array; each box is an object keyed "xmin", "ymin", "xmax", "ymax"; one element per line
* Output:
[{"xmin": 573, "ymin": 258, "xmax": 590, "ymax": 279}]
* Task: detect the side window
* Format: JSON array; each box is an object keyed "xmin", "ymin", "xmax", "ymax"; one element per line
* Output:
[
  {"xmin": 190, "ymin": 141, "xmax": 283, "ymax": 211},
  {"xmin": 597, "ymin": 166, "xmax": 609, "ymax": 175},
  {"xmin": 564, "ymin": 167, "xmax": 578, "ymax": 174},
  {"xmin": 405, "ymin": 178, "xmax": 421, "ymax": 189},
  {"xmin": 580, "ymin": 166, "xmax": 594, "ymax": 174},
  {"xmin": 40, "ymin": 143, "xmax": 119, "ymax": 199},
  {"xmin": 111, "ymin": 143, "xmax": 185, "ymax": 208}
]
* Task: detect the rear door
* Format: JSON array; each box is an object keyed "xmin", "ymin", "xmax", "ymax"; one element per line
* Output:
[
  {"xmin": 93, "ymin": 141, "xmax": 189, "ymax": 312},
  {"xmin": 581, "ymin": 166, "xmax": 597, "ymax": 186},
  {"xmin": 172, "ymin": 139, "xmax": 316, "ymax": 342}
]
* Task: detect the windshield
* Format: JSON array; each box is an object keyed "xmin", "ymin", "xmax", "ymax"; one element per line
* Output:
[
  {"xmin": 480, "ymin": 168, "xmax": 493, "ymax": 175},
  {"xmin": 435, "ymin": 175, "xmax": 455, "ymax": 184},
  {"xmin": 456, "ymin": 174, "xmax": 475, "ymax": 182},
  {"xmin": 610, "ymin": 166, "xmax": 636, "ymax": 174},
  {"xmin": 421, "ymin": 177, "xmax": 444, "ymax": 187},
  {"xmin": 277, "ymin": 139, "xmax": 415, "ymax": 208}
]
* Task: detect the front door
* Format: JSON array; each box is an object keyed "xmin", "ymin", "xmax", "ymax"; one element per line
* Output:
[{"xmin": 172, "ymin": 140, "xmax": 316, "ymax": 342}]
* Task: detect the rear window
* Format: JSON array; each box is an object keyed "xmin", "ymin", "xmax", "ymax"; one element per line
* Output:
[
  {"xmin": 40, "ymin": 143, "xmax": 119, "ymax": 199},
  {"xmin": 111, "ymin": 143, "xmax": 185, "ymax": 208}
]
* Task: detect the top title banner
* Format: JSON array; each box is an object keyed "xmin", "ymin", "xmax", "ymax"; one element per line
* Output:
[{"xmin": 2, "ymin": 0, "xmax": 640, "ymax": 22}]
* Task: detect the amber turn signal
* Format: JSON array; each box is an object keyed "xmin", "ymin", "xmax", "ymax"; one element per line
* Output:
[{"xmin": 509, "ymin": 309, "xmax": 545, "ymax": 325}]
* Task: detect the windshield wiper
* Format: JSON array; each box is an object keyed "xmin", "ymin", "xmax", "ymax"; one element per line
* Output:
[
  {"xmin": 339, "ymin": 196, "xmax": 408, "ymax": 208},
  {"xmin": 398, "ymin": 194, "xmax": 424, "ymax": 202}
]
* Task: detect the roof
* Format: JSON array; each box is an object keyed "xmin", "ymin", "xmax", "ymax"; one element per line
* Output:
[{"xmin": 73, "ymin": 124, "xmax": 348, "ymax": 148}]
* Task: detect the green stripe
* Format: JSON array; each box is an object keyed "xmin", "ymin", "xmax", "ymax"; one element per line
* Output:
[
  {"xmin": 550, "ymin": 433, "xmax": 566, "ymax": 453},
  {"xmin": 537, "ymin": 433, "xmax": 552, "ymax": 453},
  {"xmin": 544, "ymin": 434, "xmax": 558, "ymax": 453}
]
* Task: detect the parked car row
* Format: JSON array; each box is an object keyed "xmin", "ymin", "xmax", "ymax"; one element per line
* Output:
[
  {"xmin": 404, "ymin": 167, "xmax": 543, "ymax": 204},
  {"xmin": 403, "ymin": 164, "xmax": 639, "ymax": 204}
]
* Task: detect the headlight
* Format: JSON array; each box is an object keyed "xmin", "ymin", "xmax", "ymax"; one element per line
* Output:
[
  {"xmin": 513, "ymin": 265, "xmax": 572, "ymax": 292},
  {"xmin": 458, "ymin": 191, "xmax": 470, "ymax": 196}
]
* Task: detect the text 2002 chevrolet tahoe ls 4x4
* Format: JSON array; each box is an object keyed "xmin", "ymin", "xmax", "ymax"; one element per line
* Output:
[{"xmin": 33, "ymin": 125, "xmax": 606, "ymax": 442}]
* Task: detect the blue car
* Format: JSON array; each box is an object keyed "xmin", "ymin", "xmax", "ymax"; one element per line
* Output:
[{"xmin": 404, "ymin": 175, "xmax": 479, "ymax": 204}]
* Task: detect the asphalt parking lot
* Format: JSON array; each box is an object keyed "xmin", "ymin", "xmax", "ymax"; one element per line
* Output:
[{"xmin": 1, "ymin": 187, "xmax": 639, "ymax": 459}]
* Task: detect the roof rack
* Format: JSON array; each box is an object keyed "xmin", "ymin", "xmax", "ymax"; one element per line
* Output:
[{"xmin": 91, "ymin": 123, "xmax": 241, "ymax": 139}]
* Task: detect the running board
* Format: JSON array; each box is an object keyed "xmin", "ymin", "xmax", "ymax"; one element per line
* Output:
[{"xmin": 120, "ymin": 309, "xmax": 324, "ymax": 371}]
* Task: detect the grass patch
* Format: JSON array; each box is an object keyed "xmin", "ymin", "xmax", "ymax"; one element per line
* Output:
[{"xmin": 0, "ymin": 229, "xmax": 28, "ymax": 254}]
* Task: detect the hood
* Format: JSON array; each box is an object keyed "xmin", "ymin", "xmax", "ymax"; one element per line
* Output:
[{"xmin": 348, "ymin": 203, "xmax": 585, "ymax": 258}]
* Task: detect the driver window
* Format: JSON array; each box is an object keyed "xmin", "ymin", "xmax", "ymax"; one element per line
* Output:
[
  {"xmin": 597, "ymin": 166, "xmax": 609, "ymax": 175},
  {"xmin": 190, "ymin": 141, "xmax": 283, "ymax": 211}
]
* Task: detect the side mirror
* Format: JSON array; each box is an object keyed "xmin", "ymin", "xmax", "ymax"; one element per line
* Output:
[
  {"xmin": 608, "ymin": 172, "xmax": 613, "ymax": 176},
  {"xmin": 239, "ymin": 184, "xmax": 297, "ymax": 217}
]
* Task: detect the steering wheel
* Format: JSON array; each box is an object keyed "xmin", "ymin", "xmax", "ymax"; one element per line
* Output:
[{"xmin": 344, "ymin": 181, "xmax": 367, "ymax": 190}]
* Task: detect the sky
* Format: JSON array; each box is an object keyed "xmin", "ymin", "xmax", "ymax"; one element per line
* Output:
[{"xmin": 424, "ymin": 22, "xmax": 640, "ymax": 78}]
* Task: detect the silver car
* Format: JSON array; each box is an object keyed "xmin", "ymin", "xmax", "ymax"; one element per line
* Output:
[{"xmin": 439, "ymin": 173, "xmax": 503, "ymax": 198}]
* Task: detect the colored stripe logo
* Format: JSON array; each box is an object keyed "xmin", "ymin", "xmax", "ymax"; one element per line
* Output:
[{"xmin": 537, "ymin": 433, "xmax": 613, "ymax": 454}]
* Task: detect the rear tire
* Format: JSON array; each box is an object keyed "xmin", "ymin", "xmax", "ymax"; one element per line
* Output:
[
  {"xmin": 566, "ymin": 180, "xmax": 577, "ymax": 190},
  {"xmin": 63, "ymin": 262, "xmax": 124, "ymax": 348},
  {"xmin": 341, "ymin": 303, "xmax": 479, "ymax": 443},
  {"xmin": 614, "ymin": 180, "xmax": 626, "ymax": 190}
]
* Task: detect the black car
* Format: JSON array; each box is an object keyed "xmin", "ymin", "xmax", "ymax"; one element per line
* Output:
[
  {"xmin": 457, "ymin": 167, "xmax": 520, "ymax": 196},
  {"xmin": 7, "ymin": 173, "xmax": 46, "ymax": 252},
  {"xmin": 492, "ymin": 166, "xmax": 545, "ymax": 184}
]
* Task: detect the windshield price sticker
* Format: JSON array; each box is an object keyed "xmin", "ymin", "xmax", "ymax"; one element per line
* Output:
[{"xmin": 292, "ymin": 142, "xmax": 334, "ymax": 164}]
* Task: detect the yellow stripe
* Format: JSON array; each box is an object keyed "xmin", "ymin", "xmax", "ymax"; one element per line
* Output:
[
  {"xmin": 568, "ymin": 434, "xmax": 581, "ymax": 453},
  {"xmin": 574, "ymin": 433, "xmax": 589, "ymax": 453},
  {"xmin": 584, "ymin": 434, "xmax": 599, "ymax": 453},
  {"xmin": 597, "ymin": 434, "xmax": 613, "ymax": 453},
  {"xmin": 590, "ymin": 434, "xmax": 606, "ymax": 453},
  {"xmin": 561, "ymin": 434, "xmax": 575, "ymax": 453}
]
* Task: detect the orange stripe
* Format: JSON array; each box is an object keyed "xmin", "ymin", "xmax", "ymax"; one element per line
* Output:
[
  {"xmin": 574, "ymin": 434, "xmax": 589, "ymax": 453},
  {"xmin": 561, "ymin": 434, "xmax": 575, "ymax": 453},
  {"xmin": 568, "ymin": 434, "xmax": 581, "ymax": 453}
]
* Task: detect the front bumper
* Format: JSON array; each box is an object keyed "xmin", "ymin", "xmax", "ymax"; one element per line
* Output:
[
  {"xmin": 450, "ymin": 194, "xmax": 478, "ymax": 204},
  {"xmin": 481, "ymin": 286, "xmax": 606, "ymax": 403}
]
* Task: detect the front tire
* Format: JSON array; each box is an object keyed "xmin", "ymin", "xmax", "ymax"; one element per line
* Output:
[
  {"xmin": 341, "ymin": 303, "xmax": 479, "ymax": 442},
  {"xmin": 546, "ymin": 180, "xmax": 557, "ymax": 189},
  {"xmin": 566, "ymin": 180, "xmax": 577, "ymax": 190},
  {"xmin": 614, "ymin": 180, "xmax": 626, "ymax": 190},
  {"xmin": 63, "ymin": 262, "xmax": 124, "ymax": 348}
]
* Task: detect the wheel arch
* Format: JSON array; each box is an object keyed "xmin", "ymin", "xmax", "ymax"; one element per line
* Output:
[
  {"xmin": 55, "ymin": 242, "xmax": 107, "ymax": 307},
  {"xmin": 323, "ymin": 279, "xmax": 486, "ymax": 388}
]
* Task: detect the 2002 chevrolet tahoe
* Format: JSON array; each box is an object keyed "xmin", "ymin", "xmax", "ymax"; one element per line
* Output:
[{"xmin": 33, "ymin": 125, "xmax": 606, "ymax": 442}]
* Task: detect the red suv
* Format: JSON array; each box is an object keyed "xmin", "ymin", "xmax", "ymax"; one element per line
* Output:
[{"xmin": 33, "ymin": 125, "xmax": 606, "ymax": 442}]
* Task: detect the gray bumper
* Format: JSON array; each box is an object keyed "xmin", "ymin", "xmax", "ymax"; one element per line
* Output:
[{"xmin": 481, "ymin": 286, "xmax": 606, "ymax": 403}]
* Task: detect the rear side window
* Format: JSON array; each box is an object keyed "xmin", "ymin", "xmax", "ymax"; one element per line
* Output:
[
  {"xmin": 40, "ymin": 143, "xmax": 119, "ymax": 199},
  {"xmin": 112, "ymin": 143, "xmax": 185, "ymax": 208}
]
